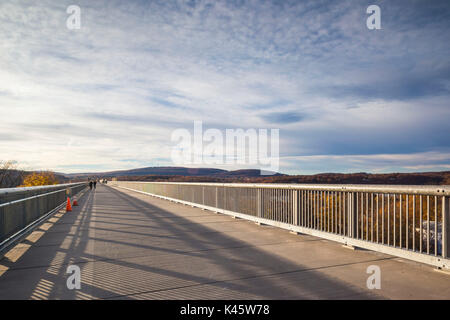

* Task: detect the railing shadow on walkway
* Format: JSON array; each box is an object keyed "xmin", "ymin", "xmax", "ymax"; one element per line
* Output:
[
  {"xmin": 0, "ymin": 189, "xmax": 108, "ymax": 299},
  {"xmin": 98, "ymin": 186, "xmax": 383, "ymax": 299}
]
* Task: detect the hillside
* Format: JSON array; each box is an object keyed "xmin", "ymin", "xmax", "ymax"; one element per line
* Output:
[
  {"xmin": 64, "ymin": 167, "xmax": 283, "ymax": 178},
  {"xmin": 2, "ymin": 165, "xmax": 449, "ymax": 188},
  {"xmin": 114, "ymin": 170, "xmax": 450, "ymax": 185}
]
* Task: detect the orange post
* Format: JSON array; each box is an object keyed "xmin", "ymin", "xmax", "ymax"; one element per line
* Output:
[{"xmin": 66, "ymin": 197, "xmax": 72, "ymax": 212}]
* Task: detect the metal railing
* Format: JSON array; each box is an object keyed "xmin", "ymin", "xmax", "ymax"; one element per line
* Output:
[
  {"xmin": 112, "ymin": 181, "xmax": 450, "ymax": 269},
  {"xmin": 0, "ymin": 183, "xmax": 87, "ymax": 249}
]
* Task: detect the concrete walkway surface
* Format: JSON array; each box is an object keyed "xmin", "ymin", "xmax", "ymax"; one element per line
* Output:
[{"xmin": 0, "ymin": 184, "xmax": 449, "ymax": 300}]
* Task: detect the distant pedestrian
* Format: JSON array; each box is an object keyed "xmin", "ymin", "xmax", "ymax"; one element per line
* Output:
[
  {"xmin": 89, "ymin": 181, "xmax": 93, "ymax": 190},
  {"xmin": 94, "ymin": 180, "xmax": 97, "ymax": 189}
]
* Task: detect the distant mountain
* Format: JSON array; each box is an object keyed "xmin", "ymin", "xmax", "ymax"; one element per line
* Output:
[
  {"xmin": 63, "ymin": 166, "xmax": 284, "ymax": 178},
  {"xmin": 113, "ymin": 170, "xmax": 450, "ymax": 185},
  {"xmin": 3, "ymin": 166, "xmax": 449, "ymax": 186},
  {"xmin": 213, "ymin": 169, "xmax": 281, "ymax": 177}
]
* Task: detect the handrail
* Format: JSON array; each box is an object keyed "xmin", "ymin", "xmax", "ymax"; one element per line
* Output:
[
  {"xmin": 0, "ymin": 182, "xmax": 85, "ymax": 195},
  {"xmin": 114, "ymin": 181, "xmax": 450, "ymax": 196}
]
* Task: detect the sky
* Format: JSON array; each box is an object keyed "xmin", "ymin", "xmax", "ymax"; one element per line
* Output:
[{"xmin": 0, "ymin": 0, "xmax": 449, "ymax": 174}]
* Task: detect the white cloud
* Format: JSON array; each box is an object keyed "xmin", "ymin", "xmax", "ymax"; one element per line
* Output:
[{"xmin": 0, "ymin": 0, "xmax": 449, "ymax": 173}]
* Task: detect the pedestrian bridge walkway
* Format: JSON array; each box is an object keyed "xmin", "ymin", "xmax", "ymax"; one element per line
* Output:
[{"xmin": 0, "ymin": 184, "xmax": 449, "ymax": 299}]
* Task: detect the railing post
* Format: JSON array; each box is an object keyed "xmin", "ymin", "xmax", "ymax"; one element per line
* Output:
[
  {"xmin": 215, "ymin": 187, "xmax": 218, "ymax": 208},
  {"xmin": 202, "ymin": 186, "xmax": 205, "ymax": 205},
  {"xmin": 348, "ymin": 192, "xmax": 358, "ymax": 238},
  {"xmin": 443, "ymin": 196, "xmax": 449, "ymax": 258},
  {"xmin": 224, "ymin": 186, "xmax": 226, "ymax": 211},
  {"xmin": 293, "ymin": 190, "xmax": 298, "ymax": 225},
  {"xmin": 257, "ymin": 189, "xmax": 262, "ymax": 218}
]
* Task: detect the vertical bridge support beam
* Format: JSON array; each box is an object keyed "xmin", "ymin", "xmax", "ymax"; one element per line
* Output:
[
  {"xmin": 350, "ymin": 192, "xmax": 358, "ymax": 238},
  {"xmin": 215, "ymin": 187, "xmax": 218, "ymax": 208},
  {"xmin": 257, "ymin": 188, "xmax": 262, "ymax": 218},
  {"xmin": 443, "ymin": 196, "xmax": 449, "ymax": 259},
  {"xmin": 344, "ymin": 192, "xmax": 358, "ymax": 248},
  {"xmin": 293, "ymin": 190, "xmax": 298, "ymax": 226}
]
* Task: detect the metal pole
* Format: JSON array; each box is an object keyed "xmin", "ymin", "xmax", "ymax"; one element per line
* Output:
[
  {"xmin": 215, "ymin": 187, "xmax": 218, "ymax": 208},
  {"xmin": 257, "ymin": 189, "xmax": 262, "ymax": 218},
  {"xmin": 443, "ymin": 196, "xmax": 449, "ymax": 258},
  {"xmin": 293, "ymin": 190, "xmax": 298, "ymax": 226},
  {"xmin": 348, "ymin": 192, "xmax": 357, "ymax": 238}
]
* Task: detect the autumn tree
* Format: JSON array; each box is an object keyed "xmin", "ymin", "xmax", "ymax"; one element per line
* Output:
[{"xmin": 20, "ymin": 171, "xmax": 59, "ymax": 187}]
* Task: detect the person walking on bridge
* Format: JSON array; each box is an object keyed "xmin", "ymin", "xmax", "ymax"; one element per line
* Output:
[
  {"xmin": 93, "ymin": 180, "xmax": 97, "ymax": 189},
  {"xmin": 89, "ymin": 181, "xmax": 93, "ymax": 190}
]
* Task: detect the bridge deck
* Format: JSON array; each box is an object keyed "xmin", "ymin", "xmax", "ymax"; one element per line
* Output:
[{"xmin": 0, "ymin": 184, "xmax": 449, "ymax": 299}]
